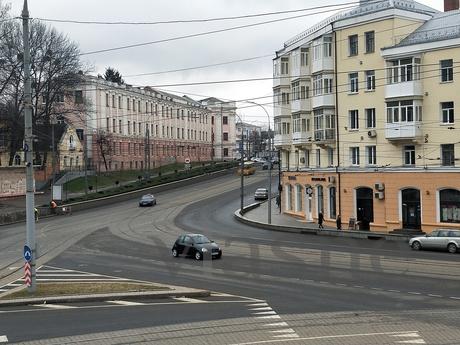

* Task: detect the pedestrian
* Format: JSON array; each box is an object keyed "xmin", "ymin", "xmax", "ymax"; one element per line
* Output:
[
  {"xmin": 275, "ymin": 194, "xmax": 281, "ymax": 213},
  {"xmin": 318, "ymin": 212, "xmax": 324, "ymax": 229},
  {"xmin": 34, "ymin": 207, "xmax": 39, "ymax": 222},
  {"xmin": 336, "ymin": 214, "xmax": 342, "ymax": 230},
  {"xmin": 50, "ymin": 200, "xmax": 57, "ymax": 215}
]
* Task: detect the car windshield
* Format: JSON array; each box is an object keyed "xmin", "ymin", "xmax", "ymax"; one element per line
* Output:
[
  {"xmin": 142, "ymin": 195, "xmax": 153, "ymax": 200},
  {"xmin": 192, "ymin": 235, "xmax": 211, "ymax": 244},
  {"xmin": 256, "ymin": 189, "xmax": 267, "ymax": 193}
]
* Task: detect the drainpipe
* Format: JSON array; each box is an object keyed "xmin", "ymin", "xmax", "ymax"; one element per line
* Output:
[{"xmin": 333, "ymin": 26, "xmax": 342, "ymax": 218}]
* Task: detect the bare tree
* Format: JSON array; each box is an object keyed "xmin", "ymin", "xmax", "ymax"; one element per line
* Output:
[
  {"xmin": 95, "ymin": 130, "xmax": 113, "ymax": 171},
  {"xmin": 0, "ymin": 10, "xmax": 88, "ymax": 166}
]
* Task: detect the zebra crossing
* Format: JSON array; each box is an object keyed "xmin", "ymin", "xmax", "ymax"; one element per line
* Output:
[{"xmin": 0, "ymin": 265, "xmax": 132, "ymax": 295}]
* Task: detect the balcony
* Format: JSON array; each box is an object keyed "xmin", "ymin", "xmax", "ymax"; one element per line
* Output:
[
  {"xmin": 314, "ymin": 129, "xmax": 335, "ymax": 143},
  {"xmin": 312, "ymin": 94, "xmax": 334, "ymax": 109},
  {"xmin": 312, "ymin": 57, "xmax": 333, "ymax": 74},
  {"xmin": 274, "ymin": 134, "xmax": 291, "ymax": 147},
  {"xmin": 273, "ymin": 105, "xmax": 291, "ymax": 118},
  {"xmin": 385, "ymin": 80, "xmax": 423, "ymax": 99},
  {"xmin": 291, "ymin": 99, "xmax": 311, "ymax": 113},
  {"xmin": 385, "ymin": 122, "xmax": 422, "ymax": 141},
  {"xmin": 292, "ymin": 132, "xmax": 312, "ymax": 146},
  {"xmin": 273, "ymin": 74, "xmax": 290, "ymax": 88},
  {"xmin": 291, "ymin": 65, "xmax": 310, "ymax": 82}
]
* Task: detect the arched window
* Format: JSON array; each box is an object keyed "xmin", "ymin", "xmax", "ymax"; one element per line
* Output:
[
  {"xmin": 14, "ymin": 155, "xmax": 21, "ymax": 165},
  {"xmin": 329, "ymin": 187, "xmax": 336, "ymax": 219},
  {"xmin": 295, "ymin": 184, "xmax": 302, "ymax": 212},
  {"xmin": 440, "ymin": 189, "xmax": 460, "ymax": 223},
  {"xmin": 285, "ymin": 184, "xmax": 293, "ymax": 210},
  {"xmin": 317, "ymin": 185, "xmax": 324, "ymax": 215}
]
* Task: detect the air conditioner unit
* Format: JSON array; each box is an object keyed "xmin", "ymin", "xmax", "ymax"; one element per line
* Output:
[
  {"xmin": 368, "ymin": 130, "xmax": 377, "ymax": 138},
  {"xmin": 374, "ymin": 182, "xmax": 385, "ymax": 191},
  {"xmin": 374, "ymin": 191, "xmax": 385, "ymax": 200},
  {"xmin": 328, "ymin": 176, "xmax": 336, "ymax": 184}
]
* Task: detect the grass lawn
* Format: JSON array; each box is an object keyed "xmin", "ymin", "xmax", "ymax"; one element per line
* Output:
[
  {"xmin": 1, "ymin": 282, "xmax": 169, "ymax": 299},
  {"xmin": 64, "ymin": 161, "xmax": 212, "ymax": 193}
]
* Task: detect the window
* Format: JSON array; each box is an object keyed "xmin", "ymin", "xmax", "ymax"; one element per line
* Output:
[
  {"xmin": 366, "ymin": 146, "xmax": 376, "ymax": 165},
  {"xmin": 441, "ymin": 144, "xmax": 455, "ymax": 166},
  {"xmin": 440, "ymin": 189, "xmax": 460, "ymax": 223},
  {"xmin": 316, "ymin": 149, "xmax": 321, "ymax": 167},
  {"xmin": 365, "ymin": 108, "xmax": 376, "ymax": 128},
  {"xmin": 365, "ymin": 70, "xmax": 375, "ymax": 91},
  {"xmin": 404, "ymin": 145, "xmax": 416, "ymax": 165},
  {"xmin": 133, "ymin": 99, "xmax": 136, "ymax": 112},
  {"xmin": 349, "ymin": 72, "xmax": 358, "ymax": 93},
  {"xmin": 387, "ymin": 100, "xmax": 422, "ymax": 123},
  {"xmin": 106, "ymin": 93, "xmax": 109, "ymax": 107},
  {"xmin": 223, "ymin": 116, "xmax": 228, "ymax": 125},
  {"xmin": 441, "ymin": 59, "xmax": 453, "ymax": 82},
  {"xmin": 314, "ymin": 109, "xmax": 335, "ymax": 141},
  {"xmin": 441, "ymin": 102, "xmax": 454, "ymax": 124},
  {"xmin": 327, "ymin": 148, "xmax": 334, "ymax": 167},
  {"xmin": 223, "ymin": 148, "xmax": 229, "ymax": 157},
  {"xmin": 56, "ymin": 92, "xmax": 64, "ymax": 103},
  {"xmin": 75, "ymin": 90, "xmax": 83, "ymax": 104},
  {"xmin": 292, "ymin": 81, "xmax": 300, "ymax": 100},
  {"xmin": 313, "ymin": 39, "xmax": 321, "ymax": 61},
  {"xmin": 133, "ymin": 121, "xmax": 136, "ymax": 134},
  {"xmin": 127, "ymin": 98, "xmax": 130, "ymax": 110},
  {"xmin": 348, "ymin": 34, "xmax": 358, "ymax": 56},
  {"xmin": 223, "ymin": 132, "xmax": 229, "ymax": 141},
  {"xmin": 118, "ymin": 120, "xmax": 122, "ymax": 134},
  {"xmin": 281, "ymin": 92, "xmax": 290, "ymax": 105},
  {"xmin": 388, "ymin": 57, "xmax": 421, "ymax": 84},
  {"xmin": 301, "ymin": 85, "xmax": 309, "ymax": 99},
  {"xmin": 281, "ymin": 57, "xmax": 289, "ymax": 75},
  {"xmin": 365, "ymin": 31, "xmax": 375, "ymax": 53},
  {"xmin": 317, "ymin": 185, "xmax": 324, "ymax": 215},
  {"xmin": 329, "ymin": 187, "xmax": 336, "ymax": 219},
  {"xmin": 349, "ymin": 110, "xmax": 359, "ymax": 130},
  {"xmin": 300, "ymin": 48, "xmax": 308, "ymax": 66},
  {"xmin": 313, "ymin": 75, "xmax": 333, "ymax": 96},
  {"xmin": 112, "ymin": 95, "xmax": 115, "ymax": 108},
  {"xmin": 323, "ymin": 36, "xmax": 332, "ymax": 57},
  {"xmin": 127, "ymin": 121, "xmax": 131, "ymax": 135},
  {"xmin": 118, "ymin": 96, "xmax": 122, "ymax": 109},
  {"xmin": 350, "ymin": 147, "xmax": 360, "ymax": 166},
  {"xmin": 112, "ymin": 119, "xmax": 116, "ymax": 133},
  {"xmin": 304, "ymin": 149, "xmax": 310, "ymax": 167},
  {"xmin": 292, "ymin": 115, "xmax": 302, "ymax": 133}
]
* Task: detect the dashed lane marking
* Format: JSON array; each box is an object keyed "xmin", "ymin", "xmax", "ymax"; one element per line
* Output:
[
  {"xmin": 172, "ymin": 297, "xmax": 208, "ymax": 303},
  {"xmin": 270, "ymin": 329, "xmax": 296, "ymax": 334},
  {"xmin": 249, "ymin": 307, "xmax": 273, "ymax": 311},
  {"xmin": 0, "ymin": 335, "xmax": 7, "ymax": 343},
  {"xmin": 253, "ymin": 311, "xmax": 277, "ymax": 316},
  {"xmin": 263, "ymin": 322, "xmax": 289, "ymax": 327}
]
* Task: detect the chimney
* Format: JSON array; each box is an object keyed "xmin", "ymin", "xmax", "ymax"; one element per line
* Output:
[{"xmin": 445, "ymin": 0, "xmax": 459, "ymax": 11}]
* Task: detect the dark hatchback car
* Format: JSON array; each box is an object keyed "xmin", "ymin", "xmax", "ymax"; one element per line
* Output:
[
  {"xmin": 139, "ymin": 194, "xmax": 157, "ymax": 207},
  {"xmin": 172, "ymin": 234, "xmax": 222, "ymax": 260}
]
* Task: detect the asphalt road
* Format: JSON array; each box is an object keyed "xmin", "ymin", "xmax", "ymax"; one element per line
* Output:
[{"xmin": 1, "ymin": 170, "xmax": 460, "ymax": 344}]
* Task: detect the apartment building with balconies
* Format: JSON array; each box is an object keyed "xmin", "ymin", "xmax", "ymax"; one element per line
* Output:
[{"xmin": 275, "ymin": 0, "xmax": 460, "ymax": 234}]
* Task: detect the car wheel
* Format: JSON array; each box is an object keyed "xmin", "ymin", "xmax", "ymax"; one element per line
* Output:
[
  {"xmin": 195, "ymin": 251, "xmax": 202, "ymax": 260},
  {"xmin": 172, "ymin": 249, "xmax": 178, "ymax": 257},
  {"xmin": 411, "ymin": 241, "xmax": 422, "ymax": 251},
  {"xmin": 447, "ymin": 243, "xmax": 458, "ymax": 254}
]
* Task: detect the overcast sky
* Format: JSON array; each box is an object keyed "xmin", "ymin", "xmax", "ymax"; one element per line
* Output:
[{"xmin": 7, "ymin": 0, "xmax": 443, "ymax": 127}]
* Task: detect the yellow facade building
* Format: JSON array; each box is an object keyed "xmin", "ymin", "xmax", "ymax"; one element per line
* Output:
[{"xmin": 274, "ymin": 0, "xmax": 460, "ymax": 234}]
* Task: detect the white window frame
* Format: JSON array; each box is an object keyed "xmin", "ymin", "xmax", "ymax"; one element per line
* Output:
[
  {"xmin": 349, "ymin": 110, "xmax": 359, "ymax": 130},
  {"xmin": 366, "ymin": 146, "xmax": 376, "ymax": 166},
  {"xmin": 440, "ymin": 59, "xmax": 453, "ymax": 83},
  {"xmin": 441, "ymin": 102, "xmax": 454, "ymax": 124},
  {"xmin": 365, "ymin": 108, "xmax": 376, "ymax": 128},
  {"xmin": 350, "ymin": 147, "xmax": 360, "ymax": 166},
  {"xmin": 349, "ymin": 72, "xmax": 358, "ymax": 93},
  {"xmin": 365, "ymin": 70, "xmax": 375, "ymax": 91},
  {"xmin": 404, "ymin": 145, "xmax": 416, "ymax": 166}
]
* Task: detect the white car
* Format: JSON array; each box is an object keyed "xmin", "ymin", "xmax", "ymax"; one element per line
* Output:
[{"xmin": 409, "ymin": 229, "xmax": 460, "ymax": 253}]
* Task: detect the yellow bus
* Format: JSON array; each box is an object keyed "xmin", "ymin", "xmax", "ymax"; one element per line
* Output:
[{"xmin": 237, "ymin": 161, "xmax": 256, "ymax": 176}]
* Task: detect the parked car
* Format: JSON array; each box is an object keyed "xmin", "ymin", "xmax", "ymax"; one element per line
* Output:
[
  {"xmin": 409, "ymin": 229, "xmax": 460, "ymax": 253},
  {"xmin": 171, "ymin": 234, "xmax": 222, "ymax": 260},
  {"xmin": 139, "ymin": 194, "xmax": 157, "ymax": 207},
  {"xmin": 254, "ymin": 188, "xmax": 269, "ymax": 200}
]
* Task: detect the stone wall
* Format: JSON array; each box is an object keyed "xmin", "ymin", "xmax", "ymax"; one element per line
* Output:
[{"xmin": 0, "ymin": 167, "xmax": 26, "ymax": 197}]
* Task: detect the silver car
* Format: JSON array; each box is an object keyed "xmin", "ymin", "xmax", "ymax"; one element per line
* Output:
[
  {"xmin": 254, "ymin": 188, "xmax": 269, "ymax": 200},
  {"xmin": 409, "ymin": 229, "xmax": 460, "ymax": 253}
]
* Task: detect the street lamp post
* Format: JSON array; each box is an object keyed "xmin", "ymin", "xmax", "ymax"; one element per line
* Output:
[{"xmin": 245, "ymin": 101, "xmax": 272, "ymax": 225}]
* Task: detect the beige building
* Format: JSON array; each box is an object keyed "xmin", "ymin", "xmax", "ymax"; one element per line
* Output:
[{"xmin": 274, "ymin": 0, "xmax": 460, "ymax": 234}]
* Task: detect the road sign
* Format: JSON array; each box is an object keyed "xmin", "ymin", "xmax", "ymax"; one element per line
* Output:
[
  {"xmin": 24, "ymin": 262, "xmax": 32, "ymax": 287},
  {"xmin": 23, "ymin": 245, "xmax": 32, "ymax": 262},
  {"xmin": 306, "ymin": 187, "xmax": 313, "ymax": 196}
]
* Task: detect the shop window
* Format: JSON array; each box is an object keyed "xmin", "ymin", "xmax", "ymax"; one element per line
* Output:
[{"xmin": 440, "ymin": 189, "xmax": 460, "ymax": 223}]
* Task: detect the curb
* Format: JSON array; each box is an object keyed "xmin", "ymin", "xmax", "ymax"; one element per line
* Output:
[
  {"xmin": 0, "ymin": 287, "xmax": 210, "ymax": 307},
  {"xmin": 234, "ymin": 209, "xmax": 410, "ymax": 242}
]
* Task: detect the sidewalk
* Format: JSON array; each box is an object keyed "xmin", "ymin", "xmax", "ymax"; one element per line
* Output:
[{"xmin": 236, "ymin": 199, "xmax": 409, "ymax": 242}]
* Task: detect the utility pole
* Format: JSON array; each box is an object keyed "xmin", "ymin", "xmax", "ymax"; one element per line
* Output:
[
  {"xmin": 22, "ymin": 0, "xmax": 37, "ymax": 293},
  {"xmin": 84, "ymin": 133, "xmax": 88, "ymax": 198},
  {"xmin": 240, "ymin": 126, "xmax": 244, "ymax": 214},
  {"xmin": 50, "ymin": 116, "xmax": 56, "ymax": 201},
  {"xmin": 144, "ymin": 126, "xmax": 150, "ymax": 178}
]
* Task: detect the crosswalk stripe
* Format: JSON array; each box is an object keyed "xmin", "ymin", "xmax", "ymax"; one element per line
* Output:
[
  {"xmin": 248, "ymin": 302, "xmax": 268, "ymax": 307},
  {"xmin": 256, "ymin": 315, "xmax": 281, "ymax": 319},
  {"xmin": 107, "ymin": 300, "xmax": 146, "ymax": 306},
  {"xmin": 273, "ymin": 334, "xmax": 300, "ymax": 338},
  {"xmin": 270, "ymin": 329, "xmax": 296, "ymax": 334},
  {"xmin": 253, "ymin": 311, "xmax": 276, "ymax": 315},
  {"xmin": 34, "ymin": 304, "xmax": 77, "ymax": 309},
  {"xmin": 263, "ymin": 322, "xmax": 289, "ymax": 327},
  {"xmin": 0, "ymin": 335, "xmax": 7, "ymax": 343},
  {"xmin": 249, "ymin": 307, "xmax": 272, "ymax": 311}
]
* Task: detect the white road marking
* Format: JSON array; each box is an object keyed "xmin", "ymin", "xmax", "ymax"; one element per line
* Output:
[
  {"xmin": 450, "ymin": 296, "xmax": 460, "ymax": 300},
  {"xmin": 0, "ymin": 335, "xmax": 7, "ymax": 343},
  {"xmin": 6, "ymin": 283, "xmax": 21, "ymax": 287},
  {"xmin": 256, "ymin": 315, "xmax": 281, "ymax": 319},
  {"xmin": 33, "ymin": 278, "xmax": 129, "ymax": 281},
  {"xmin": 391, "ymin": 333, "xmax": 421, "ymax": 338},
  {"xmin": 388, "ymin": 289, "xmax": 401, "ymax": 293},
  {"xmin": 407, "ymin": 292, "xmax": 421, "ymax": 295},
  {"xmin": 272, "ymin": 334, "xmax": 300, "ymax": 339},
  {"xmin": 253, "ymin": 311, "xmax": 276, "ymax": 315},
  {"xmin": 8, "ymin": 267, "xmax": 19, "ymax": 270},
  {"xmin": 270, "ymin": 329, "xmax": 296, "ymax": 334},
  {"xmin": 34, "ymin": 304, "xmax": 77, "ymax": 309},
  {"xmin": 427, "ymin": 294, "xmax": 442, "ymax": 298},
  {"xmin": 336, "ymin": 283, "xmax": 347, "ymax": 287},
  {"xmin": 353, "ymin": 285, "xmax": 364, "ymax": 288},
  {"xmin": 248, "ymin": 302, "xmax": 269, "ymax": 307},
  {"xmin": 230, "ymin": 330, "xmax": 420, "ymax": 345},
  {"xmin": 395, "ymin": 340, "xmax": 426, "ymax": 344},
  {"xmin": 107, "ymin": 300, "xmax": 146, "ymax": 306},
  {"xmin": 172, "ymin": 297, "xmax": 206, "ymax": 303},
  {"xmin": 250, "ymin": 307, "xmax": 273, "ymax": 311},
  {"xmin": 263, "ymin": 322, "xmax": 289, "ymax": 327},
  {"xmin": 211, "ymin": 292, "xmax": 234, "ymax": 297}
]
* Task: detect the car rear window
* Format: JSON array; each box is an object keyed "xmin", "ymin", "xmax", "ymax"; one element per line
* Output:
[{"xmin": 448, "ymin": 231, "xmax": 460, "ymax": 237}]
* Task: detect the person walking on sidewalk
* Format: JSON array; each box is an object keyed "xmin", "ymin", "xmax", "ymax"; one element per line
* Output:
[
  {"xmin": 318, "ymin": 212, "xmax": 324, "ymax": 229},
  {"xmin": 275, "ymin": 194, "xmax": 281, "ymax": 213},
  {"xmin": 34, "ymin": 207, "xmax": 39, "ymax": 222},
  {"xmin": 336, "ymin": 214, "xmax": 342, "ymax": 230}
]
